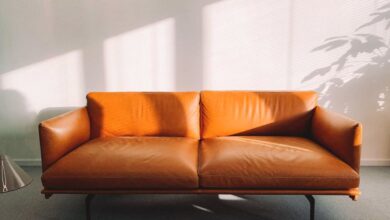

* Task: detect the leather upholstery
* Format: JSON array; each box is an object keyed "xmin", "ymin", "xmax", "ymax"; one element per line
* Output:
[
  {"xmin": 39, "ymin": 91, "xmax": 362, "ymax": 196},
  {"xmin": 200, "ymin": 91, "xmax": 317, "ymax": 138},
  {"xmin": 87, "ymin": 92, "xmax": 200, "ymax": 139},
  {"xmin": 39, "ymin": 107, "xmax": 90, "ymax": 171},
  {"xmin": 42, "ymin": 137, "xmax": 199, "ymax": 190},
  {"xmin": 199, "ymin": 136, "xmax": 359, "ymax": 189},
  {"xmin": 311, "ymin": 106, "xmax": 362, "ymax": 172}
]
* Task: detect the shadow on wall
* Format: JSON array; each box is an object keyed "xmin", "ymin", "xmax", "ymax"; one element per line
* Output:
[
  {"xmin": 0, "ymin": 90, "xmax": 37, "ymax": 157},
  {"xmin": 37, "ymin": 107, "xmax": 79, "ymax": 122},
  {"xmin": 302, "ymin": 2, "xmax": 390, "ymax": 114},
  {"xmin": 0, "ymin": 89, "xmax": 79, "ymax": 158},
  {"xmin": 301, "ymin": 2, "xmax": 390, "ymax": 159}
]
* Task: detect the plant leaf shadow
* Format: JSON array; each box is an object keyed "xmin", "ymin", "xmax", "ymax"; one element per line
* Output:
[{"xmin": 302, "ymin": 1, "xmax": 390, "ymax": 116}]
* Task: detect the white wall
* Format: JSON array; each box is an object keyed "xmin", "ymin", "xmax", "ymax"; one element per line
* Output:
[{"xmin": 0, "ymin": 0, "xmax": 389, "ymax": 165}]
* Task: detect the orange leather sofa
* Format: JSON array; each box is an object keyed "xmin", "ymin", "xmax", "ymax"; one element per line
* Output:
[{"xmin": 39, "ymin": 91, "xmax": 362, "ymax": 219}]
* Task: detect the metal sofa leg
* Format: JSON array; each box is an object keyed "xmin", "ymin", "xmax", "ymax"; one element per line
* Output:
[
  {"xmin": 44, "ymin": 193, "xmax": 52, "ymax": 199},
  {"xmin": 86, "ymin": 194, "xmax": 95, "ymax": 220},
  {"xmin": 350, "ymin": 195, "xmax": 359, "ymax": 201},
  {"xmin": 305, "ymin": 195, "xmax": 315, "ymax": 220}
]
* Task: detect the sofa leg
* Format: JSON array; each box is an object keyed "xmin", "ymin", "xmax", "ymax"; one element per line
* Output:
[
  {"xmin": 305, "ymin": 195, "xmax": 315, "ymax": 220},
  {"xmin": 85, "ymin": 194, "xmax": 95, "ymax": 220},
  {"xmin": 350, "ymin": 195, "xmax": 359, "ymax": 201}
]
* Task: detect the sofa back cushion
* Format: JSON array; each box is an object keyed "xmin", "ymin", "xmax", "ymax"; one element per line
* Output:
[
  {"xmin": 200, "ymin": 91, "xmax": 317, "ymax": 138},
  {"xmin": 87, "ymin": 92, "xmax": 200, "ymax": 139}
]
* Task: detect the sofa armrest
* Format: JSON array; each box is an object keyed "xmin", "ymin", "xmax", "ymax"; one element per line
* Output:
[
  {"xmin": 311, "ymin": 106, "xmax": 362, "ymax": 172},
  {"xmin": 39, "ymin": 107, "xmax": 90, "ymax": 171}
]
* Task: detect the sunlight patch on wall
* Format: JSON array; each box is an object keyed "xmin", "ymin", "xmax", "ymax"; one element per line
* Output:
[
  {"xmin": 104, "ymin": 18, "xmax": 175, "ymax": 91},
  {"xmin": 0, "ymin": 50, "xmax": 85, "ymax": 117},
  {"xmin": 202, "ymin": 0, "xmax": 290, "ymax": 90},
  {"xmin": 377, "ymin": 89, "xmax": 388, "ymax": 112}
]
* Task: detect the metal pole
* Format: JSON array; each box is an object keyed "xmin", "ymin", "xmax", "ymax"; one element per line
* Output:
[
  {"xmin": 86, "ymin": 194, "xmax": 95, "ymax": 220},
  {"xmin": 305, "ymin": 195, "xmax": 315, "ymax": 220}
]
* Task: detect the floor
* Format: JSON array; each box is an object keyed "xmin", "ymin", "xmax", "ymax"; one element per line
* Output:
[{"xmin": 0, "ymin": 167, "xmax": 389, "ymax": 220}]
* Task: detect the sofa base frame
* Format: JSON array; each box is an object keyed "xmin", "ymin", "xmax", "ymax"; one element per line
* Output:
[{"xmin": 42, "ymin": 188, "xmax": 360, "ymax": 220}]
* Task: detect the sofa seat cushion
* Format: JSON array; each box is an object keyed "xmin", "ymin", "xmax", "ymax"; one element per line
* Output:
[
  {"xmin": 42, "ymin": 137, "xmax": 199, "ymax": 190},
  {"xmin": 199, "ymin": 136, "xmax": 359, "ymax": 189}
]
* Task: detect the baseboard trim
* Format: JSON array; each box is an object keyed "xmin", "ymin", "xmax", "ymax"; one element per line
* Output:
[
  {"xmin": 14, "ymin": 158, "xmax": 42, "ymax": 166},
  {"xmin": 12, "ymin": 158, "xmax": 390, "ymax": 167},
  {"xmin": 361, "ymin": 159, "xmax": 390, "ymax": 166}
]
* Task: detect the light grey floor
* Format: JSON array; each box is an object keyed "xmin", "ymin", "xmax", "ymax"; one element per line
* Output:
[{"xmin": 0, "ymin": 167, "xmax": 389, "ymax": 220}]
